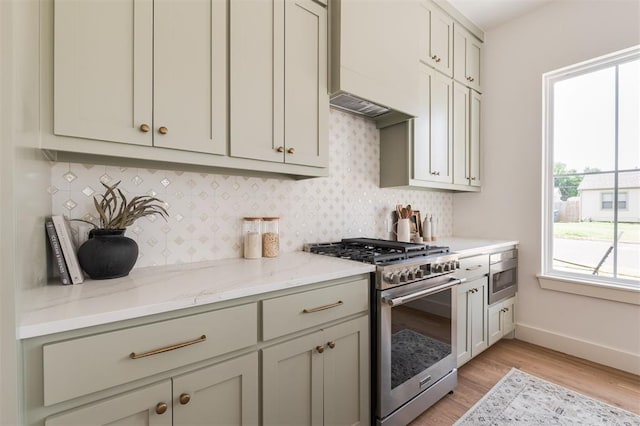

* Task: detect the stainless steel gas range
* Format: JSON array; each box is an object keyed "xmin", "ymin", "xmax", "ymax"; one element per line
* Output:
[{"xmin": 305, "ymin": 238, "xmax": 464, "ymax": 425}]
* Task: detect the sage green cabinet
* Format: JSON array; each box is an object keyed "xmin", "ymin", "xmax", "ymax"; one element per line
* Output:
[
  {"xmin": 45, "ymin": 380, "xmax": 173, "ymax": 426},
  {"xmin": 262, "ymin": 316, "xmax": 369, "ymax": 426},
  {"xmin": 230, "ymin": 0, "xmax": 328, "ymax": 168},
  {"xmin": 414, "ymin": 65, "xmax": 453, "ymax": 184},
  {"xmin": 45, "ymin": 354, "xmax": 258, "ymax": 426},
  {"xmin": 53, "ymin": 0, "xmax": 227, "ymax": 155},
  {"xmin": 418, "ymin": 1, "xmax": 453, "ymax": 77},
  {"xmin": 453, "ymin": 83, "xmax": 481, "ymax": 187},
  {"xmin": 488, "ymin": 296, "xmax": 516, "ymax": 346},
  {"xmin": 453, "ymin": 23, "xmax": 482, "ymax": 93},
  {"xmin": 457, "ymin": 277, "xmax": 489, "ymax": 367}
]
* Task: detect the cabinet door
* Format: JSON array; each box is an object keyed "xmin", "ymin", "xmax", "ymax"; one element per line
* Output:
[
  {"xmin": 453, "ymin": 24, "xmax": 482, "ymax": 92},
  {"xmin": 284, "ymin": 0, "xmax": 328, "ymax": 168},
  {"xmin": 456, "ymin": 280, "xmax": 473, "ymax": 366},
  {"xmin": 153, "ymin": 0, "xmax": 226, "ymax": 155},
  {"xmin": 470, "ymin": 278, "xmax": 488, "ymax": 356},
  {"xmin": 487, "ymin": 302, "xmax": 503, "ymax": 346},
  {"xmin": 54, "ymin": 0, "xmax": 152, "ymax": 146},
  {"xmin": 229, "ymin": 0, "xmax": 282, "ymax": 163},
  {"xmin": 173, "ymin": 353, "xmax": 258, "ymax": 426},
  {"xmin": 262, "ymin": 332, "xmax": 324, "ymax": 426},
  {"xmin": 428, "ymin": 5, "xmax": 453, "ymax": 77},
  {"xmin": 502, "ymin": 298, "xmax": 516, "ymax": 335},
  {"xmin": 45, "ymin": 380, "xmax": 171, "ymax": 426},
  {"xmin": 429, "ymin": 71, "xmax": 453, "ymax": 183},
  {"xmin": 414, "ymin": 66, "xmax": 452, "ymax": 183},
  {"xmin": 469, "ymin": 90, "xmax": 482, "ymax": 187},
  {"xmin": 452, "ymin": 81, "xmax": 470, "ymax": 186},
  {"xmin": 323, "ymin": 317, "xmax": 370, "ymax": 426}
]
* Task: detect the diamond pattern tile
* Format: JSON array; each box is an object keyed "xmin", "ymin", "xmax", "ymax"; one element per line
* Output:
[{"xmin": 50, "ymin": 110, "xmax": 453, "ymax": 269}]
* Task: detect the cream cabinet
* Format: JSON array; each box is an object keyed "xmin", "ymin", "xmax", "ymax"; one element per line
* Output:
[
  {"xmin": 262, "ymin": 316, "xmax": 369, "ymax": 426},
  {"xmin": 488, "ymin": 296, "xmax": 516, "ymax": 346},
  {"xmin": 453, "ymin": 83, "xmax": 482, "ymax": 187},
  {"xmin": 230, "ymin": 0, "xmax": 328, "ymax": 168},
  {"xmin": 418, "ymin": 1, "xmax": 453, "ymax": 77},
  {"xmin": 453, "ymin": 23, "xmax": 482, "ymax": 93},
  {"xmin": 53, "ymin": 0, "xmax": 226, "ymax": 155},
  {"xmin": 45, "ymin": 354, "xmax": 258, "ymax": 426}
]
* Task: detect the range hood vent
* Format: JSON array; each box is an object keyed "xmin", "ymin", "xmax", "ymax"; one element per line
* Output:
[{"xmin": 330, "ymin": 93, "xmax": 390, "ymax": 118}]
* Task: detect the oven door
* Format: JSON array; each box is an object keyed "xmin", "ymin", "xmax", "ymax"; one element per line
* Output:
[
  {"xmin": 376, "ymin": 275, "xmax": 461, "ymax": 419},
  {"xmin": 489, "ymin": 258, "xmax": 517, "ymax": 305}
]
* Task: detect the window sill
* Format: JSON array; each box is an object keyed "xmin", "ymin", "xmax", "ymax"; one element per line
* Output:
[{"xmin": 537, "ymin": 274, "xmax": 640, "ymax": 305}]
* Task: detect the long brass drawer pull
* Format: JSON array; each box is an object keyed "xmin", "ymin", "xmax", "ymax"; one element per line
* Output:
[
  {"xmin": 465, "ymin": 264, "xmax": 483, "ymax": 271},
  {"xmin": 129, "ymin": 335, "xmax": 207, "ymax": 359},
  {"xmin": 302, "ymin": 300, "xmax": 343, "ymax": 314}
]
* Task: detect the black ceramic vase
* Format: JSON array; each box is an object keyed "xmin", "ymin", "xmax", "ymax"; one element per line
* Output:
[{"xmin": 77, "ymin": 229, "xmax": 139, "ymax": 280}]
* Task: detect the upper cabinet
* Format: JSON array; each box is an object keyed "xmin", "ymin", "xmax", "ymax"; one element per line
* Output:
[
  {"xmin": 419, "ymin": 1, "xmax": 453, "ymax": 77},
  {"xmin": 54, "ymin": 0, "xmax": 226, "ymax": 155},
  {"xmin": 453, "ymin": 23, "xmax": 482, "ymax": 93},
  {"xmin": 230, "ymin": 0, "xmax": 328, "ymax": 168},
  {"xmin": 43, "ymin": 0, "xmax": 328, "ymax": 178},
  {"xmin": 453, "ymin": 83, "xmax": 482, "ymax": 187}
]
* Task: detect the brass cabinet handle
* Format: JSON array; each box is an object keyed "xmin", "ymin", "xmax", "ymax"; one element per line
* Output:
[
  {"xmin": 316, "ymin": 345, "xmax": 324, "ymax": 354},
  {"xmin": 465, "ymin": 264, "xmax": 483, "ymax": 271},
  {"xmin": 435, "ymin": 57, "xmax": 441, "ymax": 63},
  {"xmin": 431, "ymin": 55, "xmax": 437, "ymax": 60},
  {"xmin": 276, "ymin": 146, "xmax": 284, "ymax": 153},
  {"xmin": 302, "ymin": 300, "xmax": 343, "ymax": 314},
  {"xmin": 155, "ymin": 402, "xmax": 168, "ymax": 415},
  {"xmin": 327, "ymin": 341, "xmax": 336, "ymax": 349},
  {"xmin": 158, "ymin": 126, "xmax": 168, "ymax": 135},
  {"xmin": 140, "ymin": 123, "xmax": 150, "ymax": 133},
  {"xmin": 431, "ymin": 171, "xmax": 440, "ymax": 176},
  {"xmin": 179, "ymin": 393, "xmax": 191, "ymax": 405},
  {"xmin": 287, "ymin": 147, "xmax": 295, "ymax": 154},
  {"xmin": 129, "ymin": 335, "xmax": 206, "ymax": 359},
  {"xmin": 471, "ymin": 177, "xmax": 477, "ymax": 181}
]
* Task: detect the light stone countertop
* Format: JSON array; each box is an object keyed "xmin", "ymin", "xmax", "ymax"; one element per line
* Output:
[
  {"xmin": 436, "ymin": 237, "xmax": 519, "ymax": 257},
  {"xmin": 18, "ymin": 252, "xmax": 375, "ymax": 340}
]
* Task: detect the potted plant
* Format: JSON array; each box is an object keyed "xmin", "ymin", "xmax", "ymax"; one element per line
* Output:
[{"xmin": 77, "ymin": 181, "xmax": 168, "ymax": 279}]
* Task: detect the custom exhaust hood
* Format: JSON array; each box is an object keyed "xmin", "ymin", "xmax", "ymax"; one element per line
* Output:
[{"xmin": 329, "ymin": 0, "xmax": 420, "ymax": 125}]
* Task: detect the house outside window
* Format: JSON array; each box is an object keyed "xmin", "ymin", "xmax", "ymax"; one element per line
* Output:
[
  {"xmin": 600, "ymin": 191, "xmax": 628, "ymax": 210},
  {"xmin": 543, "ymin": 46, "xmax": 640, "ymax": 287}
]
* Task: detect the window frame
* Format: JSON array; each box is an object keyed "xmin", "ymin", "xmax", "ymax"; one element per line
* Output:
[{"xmin": 542, "ymin": 46, "xmax": 640, "ymax": 294}]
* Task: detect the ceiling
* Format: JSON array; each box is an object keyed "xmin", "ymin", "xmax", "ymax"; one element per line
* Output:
[{"xmin": 448, "ymin": 0, "xmax": 554, "ymax": 30}]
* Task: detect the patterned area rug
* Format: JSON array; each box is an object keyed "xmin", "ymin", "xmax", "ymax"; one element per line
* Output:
[
  {"xmin": 454, "ymin": 368, "xmax": 640, "ymax": 425},
  {"xmin": 391, "ymin": 328, "xmax": 451, "ymax": 389}
]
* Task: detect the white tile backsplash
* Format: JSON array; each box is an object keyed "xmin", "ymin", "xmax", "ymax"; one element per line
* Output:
[{"xmin": 50, "ymin": 109, "xmax": 453, "ymax": 268}]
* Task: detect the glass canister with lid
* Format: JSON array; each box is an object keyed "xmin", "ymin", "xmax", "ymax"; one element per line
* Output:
[
  {"xmin": 262, "ymin": 217, "xmax": 280, "ymax": 257},
  {"xmin": 243, "ymin": 217, "xmax": 262, "ymax": 259}
]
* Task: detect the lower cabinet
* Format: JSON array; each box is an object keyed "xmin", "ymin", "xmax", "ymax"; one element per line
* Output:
[
  {"xmin": 45, "ymin": 353, "xmax": 258, "ymax": 426},
  {"xmin": 488, "ymin": 296, "xmax": 516, "ymax": 346},
  {"xmin": 456, "ymin": 276, "xmax": 488, "ymax": 367},
  {"xmin": 262, "ymin": 316, "xmax": 369, "ymax": 426}
]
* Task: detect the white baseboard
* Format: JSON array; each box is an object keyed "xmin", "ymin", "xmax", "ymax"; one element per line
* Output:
[{"xmin": 516, "ymin": 323, "xmax": 640, "ymax": 376}]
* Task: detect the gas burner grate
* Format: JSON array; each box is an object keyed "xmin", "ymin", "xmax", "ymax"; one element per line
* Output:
[{"xmin": 305, "ymin": 238, "xmax": 449, "ymax": 265}]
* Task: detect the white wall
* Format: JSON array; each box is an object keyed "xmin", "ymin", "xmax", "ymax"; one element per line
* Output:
[{"xmin": 454, "ymin": 0, "xmax": 640, "ymax": 373}]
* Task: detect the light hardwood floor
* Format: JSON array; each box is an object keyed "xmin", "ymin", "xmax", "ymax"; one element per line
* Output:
[{"xmin": 410, "ymin": 338, "xmax": 640, "ymax": 425}]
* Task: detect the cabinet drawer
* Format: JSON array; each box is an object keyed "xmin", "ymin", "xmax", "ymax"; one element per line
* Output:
[
  {"xmin": 43, "ymin": 303, "xmax": 257, "ymax": 406},
  {"xmin": 457, "ymin": 254, "xmax": 489, "ymax": 280},
  {"xmin": 262, "ymin": 279, "xmax": 368, "ymax": 340}
]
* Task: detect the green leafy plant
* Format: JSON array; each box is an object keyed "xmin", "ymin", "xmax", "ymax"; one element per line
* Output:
[{"xmin": 91, "ymin": 181, "xmax": 168, "ymax": 229}]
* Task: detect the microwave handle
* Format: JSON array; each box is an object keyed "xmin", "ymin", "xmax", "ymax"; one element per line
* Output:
[{"xmin": 382, "ymin": 277, "xmax": 465, "ymax": 307}]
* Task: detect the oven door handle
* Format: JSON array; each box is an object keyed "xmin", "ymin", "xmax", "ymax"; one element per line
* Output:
[{"xmin": 381, "ymin": 277, "xmax": 466, "ymax": 307}]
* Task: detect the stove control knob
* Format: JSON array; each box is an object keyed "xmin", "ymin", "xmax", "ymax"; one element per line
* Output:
[
  {"xmin": 455, "ymin": 260, "xmax": 461, "ymax": 269},
  {"xmin": 383, "ymin": 273, "xmax": 393, "ymax": 283},
  {"xmin": 416, "ymin": 269, "xmax": 424, "ymax": 278},
  {"xmin": 407, "ymin": 270, "xmax": 416, "ymax": 280},
  {"xmin": 392, "ymin": 274, "xmax": 401, "ymax": 284},
  {"xmin": 399, "ymin": 272, "xmax": 408, "ymax": 282}
]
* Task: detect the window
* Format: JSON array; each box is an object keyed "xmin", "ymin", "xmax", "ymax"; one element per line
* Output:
[
  {"xmin": 543, "ymin": 46, "xmax": 640, "ymax": 288},
  {"xmin": 601, "ymin": 192, "xmax": 627, "ymax": 210}
]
